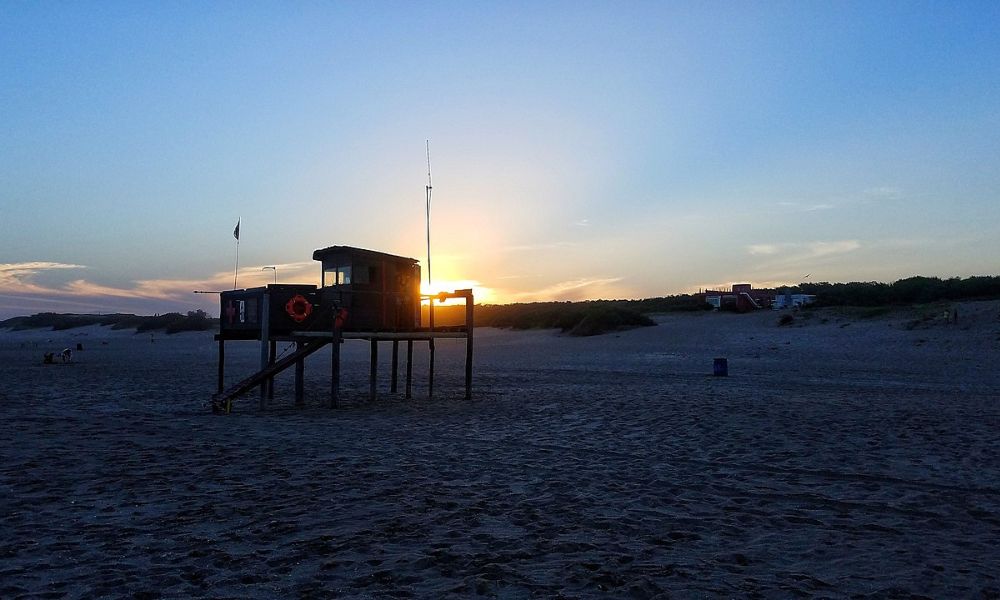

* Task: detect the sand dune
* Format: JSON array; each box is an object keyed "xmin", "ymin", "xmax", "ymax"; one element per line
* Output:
[{"xmin": 2, "ymin": 302, "xmax": 999, "ymax": 598}]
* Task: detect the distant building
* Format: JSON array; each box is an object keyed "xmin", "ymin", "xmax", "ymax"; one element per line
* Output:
[
  {"xmin": 771, "ymin": 293, "xmax": 817, "ymax": 310},
  {"xmin": 696, "ymin": 284, "xmax": 819, "ymax": 311},
  {"xmin": 696, "ymin": 283, "xmax": 777, "ymax": 311},
  {"xmin": 695, "ymin": 283, "xmax": 820, "ymax": 311}
]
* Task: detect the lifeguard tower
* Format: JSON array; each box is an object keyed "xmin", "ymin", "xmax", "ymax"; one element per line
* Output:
[
  {"xmin": 313, "ymin": 245, "xmax": 422, "ymax": 332},
  {"xmin": 213, "ymin": 246, "xmax": 473, "ymax": 413}
]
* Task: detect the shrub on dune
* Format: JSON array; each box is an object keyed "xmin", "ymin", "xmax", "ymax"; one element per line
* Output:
[{"xmin": 566, "ymin": 306, "xmax": 656, "ymax": 336}]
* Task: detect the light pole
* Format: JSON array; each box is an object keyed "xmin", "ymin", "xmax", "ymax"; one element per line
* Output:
[{"xmin": 262, "ymin": 266, "xmax": 276, "ymax": 284}]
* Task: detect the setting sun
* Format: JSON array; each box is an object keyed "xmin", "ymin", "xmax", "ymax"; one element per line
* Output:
[{"xmin": 420, "ymin": 280, "xmax": 495, "ymax": 305}]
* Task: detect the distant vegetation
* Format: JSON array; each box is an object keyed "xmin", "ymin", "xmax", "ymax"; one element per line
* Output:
[
  {"xmin": 426, "ymin": 294, "xmax": 707, "ymax": 329},
  {"xmin": 1, "ymin": 313, "xmax": 128, "ymax": 331},
  {"xmin": 5, "ymin": 276, "xmax": 998, "ymax": 336},
  {"xmin": 796, "ymin": 276, "xmax": 1000, "ymax": 307},
  {"xmin": 0, "ymin": 310, "xmax": 217, "ymax": 333},
  {"xmin": 477, "ymin": 302, "xmax": 657, "ymax": 336},
  {"xmin": 428, "ymin": 275, "xmax": 1000, "ymax": 334},
  {"xmin": 426, "ymin": 301, "xmax": 662, "ymax": 336}
]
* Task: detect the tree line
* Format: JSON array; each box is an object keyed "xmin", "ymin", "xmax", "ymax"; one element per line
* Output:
[
  {"xmin": 0, "ymin": 310, "xmax": 216, "ymax": 333},
  {"xmin": 796, "ymin": 276, "xmax": 1000, "ymax": 307},
  {"xmin": 6, "ymin": 275, "xmax": 998, "ymax": 335}
]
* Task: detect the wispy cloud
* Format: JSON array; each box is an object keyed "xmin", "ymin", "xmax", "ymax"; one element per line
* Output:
[
  {"xmin": 747, "ymin": 240, "xmax": 860, "ymax": 258},
  {"xmin": 0, "ymin": 261, "xmax": 86, "ymax": 280},
  {"xmin": 0, "ymin": 262, "xmax": 87, "ymax": 294},
  {"xmin": 0, "ymin": 259, "xmax": 320, "ymax": 318},
  {"xmin": 808, "ymin": 240, "xmax": 861, "ymax": 256},
  {"xmin": 747, "ymin": 244, "xmax": 780, "ymax": 256},
  {"xmin": 503, "ymin": 241, "xmax": 578, "ymax": 252},
  {"xmin": 863, "ymin": 186, "xmax": 903, "ymax": 201},
  {"xmin": 63, "ymin": 279, "xmax": 164, "ymax": 300},
  {"xmin": 739, "ymin": 240, "xmax": 863, "ymax": 284},
  {"xmin": 774, "ymin": 186, "xmax": 902, "ymax": 213},
  {"xmin": 773, "ymin": 200, "xmax": 835, "ymax": 212},
  {"xmin": 506, "ymin": 277, "xmax": 624, "ymax": 302}
]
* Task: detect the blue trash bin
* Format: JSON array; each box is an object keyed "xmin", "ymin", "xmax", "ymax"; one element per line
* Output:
[{"xmin": 713, "ymin": 357, "xmax": 728, "ymax": 376}]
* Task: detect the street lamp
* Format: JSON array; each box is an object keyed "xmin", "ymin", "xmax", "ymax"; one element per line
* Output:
[{"xmin": 262, "ymin": 266, "xmax": 276, "ymax": 284}]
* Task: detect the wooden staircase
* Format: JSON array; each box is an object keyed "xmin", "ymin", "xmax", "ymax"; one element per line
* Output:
[{"xmin": 212, "ymin": 338, "xmax": 329, "ymax": 413}]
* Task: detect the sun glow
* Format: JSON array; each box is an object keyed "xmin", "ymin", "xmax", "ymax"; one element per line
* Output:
[{"xmin": 420, "ymin": 279, "xmax": 495, "ymax": 305}]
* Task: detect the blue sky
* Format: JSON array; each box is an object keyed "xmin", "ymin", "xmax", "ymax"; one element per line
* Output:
[{"xmin": 2, "ymin": 1, "xmax": 999, "ymax": 318}]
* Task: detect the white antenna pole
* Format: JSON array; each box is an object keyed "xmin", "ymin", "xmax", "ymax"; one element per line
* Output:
[
  {"xmin": 425, "ymin": 140, "xmax": 433, "ymax": 287},
  {"xmin": 425, "ymin": 141, "xmax": 436, "ymax": 398}
]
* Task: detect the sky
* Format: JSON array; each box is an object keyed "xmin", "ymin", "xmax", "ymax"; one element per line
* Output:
[{"xmin": 2, "ymin": 1, "xmax": 999, "ymax": 319}]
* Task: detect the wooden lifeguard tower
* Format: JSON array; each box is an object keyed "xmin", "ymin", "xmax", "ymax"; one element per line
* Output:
[{"xmin": 212, "ymin": 246, "xmax": 473, "ymax": 413}]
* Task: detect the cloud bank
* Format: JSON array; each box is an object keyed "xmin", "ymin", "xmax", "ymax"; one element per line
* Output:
[{"xmin": 0, "ymin": 260, "xmax": 317, "ymax": 319}]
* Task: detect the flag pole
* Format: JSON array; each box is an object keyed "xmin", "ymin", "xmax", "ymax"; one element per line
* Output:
[
  {"xmin": 233, "ymin": 217, "xmax": 241, "ymax": 289},
  {"xmin": 425, "ymin": 141, "xmax": 433, "ymax": 288},
  {"xmin": 425, "ymin": 141, "xmax": 435, "ymax": 398}
]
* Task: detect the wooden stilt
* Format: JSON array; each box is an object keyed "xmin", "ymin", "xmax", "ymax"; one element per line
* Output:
[
  {"xmin": 428, "ymin": 339, "xmax": 435, "ymax": 399},
  {"xmin": 331, "ymin": 326, "xmax": 341, "ymax": 409},
  {"xmin": 294, "ymin": 340, "xmax": 304, "ymax": 407},
  {"xmin": 214, "ymin": 339, "xmax": 326, "ymax": 411},
  {"xmin": 259, "ymin": 294, "xmax": 270, "ymax": 410},
  {"xmin": 465, "ymin": 296, "xmax": 474, "ymax": 400},
  {"xmin": 390, "ymin": 340, "xmax": 399, "ymax": 393},
  {"xmin": 369, "ymin": 339, "xmax": 378, "ymax": 401},
  {"xmin": 428, "ymin": 296, "xmax": 434, "ymax": 399},
  {"xmin": 405, "ymin": 340, "xmax": 413, "ymax": 399},
  {"xmin": 217, "ymin": 339, "xmax": 225, "ymax": 394},
  {"xmin": 268, "ymin": 339, "xmax": 276, "ymax": 399}
]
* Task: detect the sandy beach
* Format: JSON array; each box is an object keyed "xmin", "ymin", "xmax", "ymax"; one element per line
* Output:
[{"xmin": 2, "ymin": 302, "xmax": 999, "ymax": 598}]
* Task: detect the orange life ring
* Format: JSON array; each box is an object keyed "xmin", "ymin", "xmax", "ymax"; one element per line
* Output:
[
  {"xmin": 334, "ymin": 308, "xmax": 349, "ymax": 329},
  {"xmin": 285, "ymin": 294, "xmax": 313, "ymax": 322}
]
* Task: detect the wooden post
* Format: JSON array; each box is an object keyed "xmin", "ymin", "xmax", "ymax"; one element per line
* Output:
[
  {"xmin": 259, "ymin": 293, "xmax": 270, "ymax": 410},
  {"xmin": 465, "ymin": 293, "xmax": 474, "ymax": 400},
  {"xmin": 405, "ymin": 340, "xmax": 413, "ymax": 399},
  {"xmin": 390, "ymin": 340, "xmax": 399, "ymax": 393},
  {"xmin": 428, "ymin": 339, "xmax": 435, "ymax": 399},
  {"xmin": 217, "ymin": 338, "xmax": 225, "ymax": 394},
  {"xmin": 294, "ymin": 340, "xmax": 304, "ymax": 407},
  {"xmin": 428, "ymin": 296, "xmax": 435, "ymax": 399},
  {"xmin": 369, "ymin": 339, "xmax": 378, "ymax": 401},
  {"xmin": 331, "ymin": 326, "xmax": 341, "ymax": 409},
  {"xmin": 268, "ymin": 339, "xmax": 276, "ymax": 399}
]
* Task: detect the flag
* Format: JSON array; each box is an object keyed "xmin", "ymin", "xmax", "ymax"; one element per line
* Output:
[{"xmin": 233, "ymin": 219, "xmax": 240, "ymax": 240}]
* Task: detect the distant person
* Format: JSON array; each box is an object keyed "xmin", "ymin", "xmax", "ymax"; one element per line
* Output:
[
  {"xmin": 60, "ymin": 348, "xmax": 72, "ymax": 363},
  {"xmin": 953, "ymin": 307, "xmax": 959, "ymax": 324}
]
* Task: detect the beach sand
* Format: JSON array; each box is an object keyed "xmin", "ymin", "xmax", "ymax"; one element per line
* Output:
[{"xmin": 2, "ymin": 302, "xmax": 999, "ymax": 598}]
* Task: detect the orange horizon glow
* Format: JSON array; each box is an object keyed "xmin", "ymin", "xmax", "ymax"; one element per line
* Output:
[{"xmin": 420, "ymin": 279, "xmax": 495, "ymax": 305}]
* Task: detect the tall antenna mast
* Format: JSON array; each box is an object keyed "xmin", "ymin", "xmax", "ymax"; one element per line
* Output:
[
  {"xmin": 424, "ymin": 140, "xmax": 436, "ymax": 397},
  {"xmin": 425, "ymin": 140, "xmax": 433, "ymax": 287}
]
